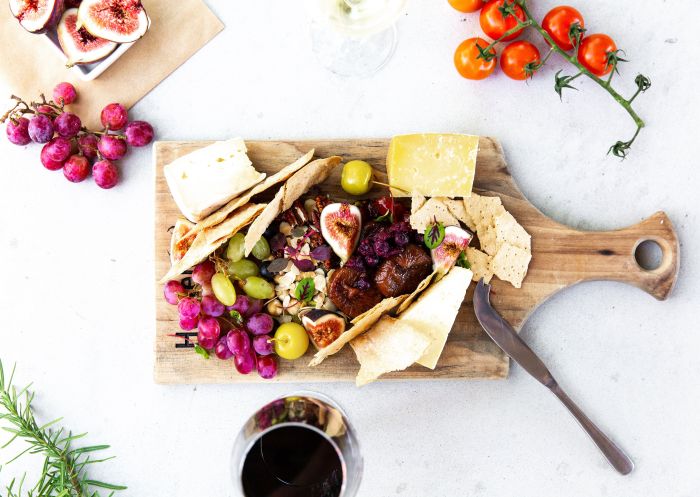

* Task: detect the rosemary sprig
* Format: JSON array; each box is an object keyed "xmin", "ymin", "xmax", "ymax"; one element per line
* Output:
[{"xmin": 0, "ymin": 360, "xmax": 126, "ymax": 497}]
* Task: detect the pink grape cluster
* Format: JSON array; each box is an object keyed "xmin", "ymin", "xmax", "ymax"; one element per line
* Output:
[
  {"xmin": 2, "ymin": 82, "xmax": 154, "ymax": 189},
  {"xmin": 163, "ymin": 260, "xmax": 279, "ymax": 380}
]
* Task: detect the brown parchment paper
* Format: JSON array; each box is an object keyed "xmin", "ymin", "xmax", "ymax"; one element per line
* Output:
[{"xmin": 0, "ymin": 0, "xmax": 224, "ymax": 128}]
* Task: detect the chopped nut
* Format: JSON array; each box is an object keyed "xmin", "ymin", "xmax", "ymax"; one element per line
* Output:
[
  {"xmin": 266, "ymin": 300, "xmax": 283, "ymax": 316},
  {"xmin": 279, "ymin": 221, "xmax": 292, "ymax": 236},
  {"xmin": 287, "ymin": 300, "xmax": 302, "ymax": 315}
]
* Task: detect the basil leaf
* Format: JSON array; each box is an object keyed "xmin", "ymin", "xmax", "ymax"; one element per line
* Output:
[
  {"xmin": 423, "ymin": 220, "xmax": 445, "ymax": 250},
  {"xmin": 456, "ymin": 251, "xmax": 471, "ymax": 269},
  {"xmin": 194, "ymin": 344, "xmax": 210, "ymax": 359},
  {"xmin": 294, "ymin": 277, "xmax": 315, "ymax": 303}
]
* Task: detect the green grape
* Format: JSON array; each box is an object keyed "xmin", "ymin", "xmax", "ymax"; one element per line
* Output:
[
  {"xmin": 228, "ymin": 259, "xmax": 260, "ymax": 279},
  {"xmin": 341, "ymin": 160, "xmax": 373, "ymax": 195},
  {"xmin": 226, "ymin": 232, "xmax": 245, "ymax": 262},
  {"xmin": 251, "ymin": 236, "xmax": 271, "ymax": 260},
  {"xmin": 211, "ymin": 272, "xmax": 236, "ymax": 306},
  {"xmin": 242, "ymin": 276, "xmax": 275, "ymax": 300}
]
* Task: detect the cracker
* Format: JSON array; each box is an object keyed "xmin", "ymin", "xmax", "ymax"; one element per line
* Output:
[
  {"xmin": 411, "ymin": 191, "xmax": 426, "ymax": 215},
  {"xmin": 478, "ymin": 224, "xmax": 499, "ymax": 256},
  {"xmin": 244, "ymin": 156, "xmax": 342, "ymax": 255},
  {"xmin": 309, "ymin": 295, "xmax": 407, "ymax": 366},
  {"xmin": 409, "ymin": 197, "xmax": 459, "ymax": 234},
  {"xmin": 396, "ymin": 271, "xmax": 437, "ymax": 314},
  {"xmin": 441, "ymin": 198, "xmax": 472, "ymax": 229},
  {"xmin": 185, "ymin": 149, "xmax": 315, "ymax": 238},
  {"xmin": 494, "ymin": 211, "xmax": 531, "ymax": 251},
  {"xmin": 351, "ymin": 316, "xmax": 430, "ymax": 387},
  {"xmin": 465, "ymin": 247, "xmax": 493, "ymax": 283},
  {"xmin": 159, "ymin": 203, "xmax": 265, "ymax": 282},
  {"xmin": 490, "ymin": 242, "xmax": 531, "ymax": 288}
]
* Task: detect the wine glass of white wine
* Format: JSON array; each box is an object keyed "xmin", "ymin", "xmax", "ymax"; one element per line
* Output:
[{"xmin": 308, "ymin": 0, "xmax": 408, "ymax": 77}]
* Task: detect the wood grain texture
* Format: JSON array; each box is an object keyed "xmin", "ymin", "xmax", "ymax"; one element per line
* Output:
[{"xmin": 153, "ymin": 138, "xmax": 679, "ymax": 384}]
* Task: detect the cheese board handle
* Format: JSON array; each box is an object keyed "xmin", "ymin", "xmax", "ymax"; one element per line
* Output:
[{"xmin": 545, "ymin": 211, "xmax": 680, "ymax": 301}]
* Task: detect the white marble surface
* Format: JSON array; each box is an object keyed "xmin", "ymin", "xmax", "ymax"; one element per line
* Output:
[{"xmin": 1, "ymin": 1, "xmax": 699, "ymax": 496}]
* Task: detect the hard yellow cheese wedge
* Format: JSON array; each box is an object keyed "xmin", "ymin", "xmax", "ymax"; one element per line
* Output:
[
  {"xmin": 387, "ymin": 134, "xmax": 479, "ymax": 198},
  {"xmin": 397, "ymin": 265, "xmax": 473, "ymax": 369}
]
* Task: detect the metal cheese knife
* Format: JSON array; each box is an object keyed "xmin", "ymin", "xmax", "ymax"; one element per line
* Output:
[{"xmin": 473, "ymin": 279, "xmax": 634, "ymax": 475}]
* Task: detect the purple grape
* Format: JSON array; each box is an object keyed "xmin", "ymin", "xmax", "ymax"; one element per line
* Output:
[
  {"xmin": 256, "ymin": 355, "xmax": 278, "ymax": 379},
  {"xmin": 178, "ymin": 297, "xmax": 201, "ymax": 319},
  {"xmin": 40, "ymin": 145, "xmax": 65, "ymax": 171},
  {"xmin": 215, "ymin": 337, "xmax": 234, "ymax": 360},
  {"xmin": 63, "ymin": 155, "xmax": 90, "ymax": 183},
  {"xmin": 6, "ymin": 117, "xmax": 31, "ymax": 145},
  {"xmin": 125, "ymin": 120, "xmax": 153, "ymax": 147},
  {"xmin": 201, "ymin": 295, "xmax": 224, "ymax": 317},
  {"xmin": 77, "ymin": 134, "xmax": 99, "ymax": 160},
  {"xmin": 98, "ymin": 135, "xmax": 127, "ymax": 160},
  {"xmin": 179, "ymin": 315, "xmax": 198, "ymax": 331},
  {"xmin": 192, "ymin": 260, "xmax": 216, "ymax": 285},
  {"xmin": 229, "ymin": 295, "xmax": 263, "ymax": 317},
  {"xmin": 163, "ymin": 280, "xmax": 185, "ymax": 305},
  {"xmin": 253, "ymin": 335, "xmax": 274, "ymax": 356},
  {"xmin": 201, "ymin": 281, "xmax": 214, "ymax": 297},
  {"xmin": 226, "ymin": 329, "xmax": 251, "ymax": 355},
  {"xmin": 197, "ymin": 317, "xmax": 221, "ymax": 349},
  {"xmin": 100, "ymin": 103, "xmax": 128, "ymax": 130},
  {"xmin": 93, "ymin": 160, "xmax": 119, "ymax": 189},
  {"xmin": 246, "ymin": 313, "xmax": 274, "ymax": 336},
  {"xmin": 53, "ymin": 82, "xmax": 77, "ymax": 105},
  {"xmin": 234, "ymin": 348, "xmax": 256, "ymax": 375},
  {"xmin": 28, "ymin": 115, "xmax": 54, "ymax": 143},
  {"xmin": 54, "ymin": 112, "xmax": 81, "ymax": 137},
  {"xmin": 44, "ymin": 137, "xmax": 72, "ymax": 162}
]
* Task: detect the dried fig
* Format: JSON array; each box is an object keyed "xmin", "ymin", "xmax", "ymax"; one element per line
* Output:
[
  {"xmin": 328, "ymin": 267, "xmax": 382, "ymax": 318},
  {"xmin": 374, "ymin": 244, "xmax": 432, "ymax": 297}
]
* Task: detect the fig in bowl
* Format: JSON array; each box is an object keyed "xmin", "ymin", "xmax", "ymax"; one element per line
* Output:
[
  {"xmin": 9, "ymin": 0, "xmax": 65, "ymax": 33},
  {"xmin": 77, "ymin": 0, "xmax": 150, "ymax": 44},
  {"xmin": 57, "ymin": 8, "xmax": 118, "ymax": 66}
]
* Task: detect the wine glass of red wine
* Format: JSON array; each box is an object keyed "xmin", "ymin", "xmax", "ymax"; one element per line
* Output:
[{"xmin": 232, "ymin": 392, "xmax": 362, "ymax": 497}]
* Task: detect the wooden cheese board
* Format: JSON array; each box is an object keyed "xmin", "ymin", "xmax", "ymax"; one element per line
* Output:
[{"xmin": 153, "ymin": 138, "xmax": 679, "ymax": 384}]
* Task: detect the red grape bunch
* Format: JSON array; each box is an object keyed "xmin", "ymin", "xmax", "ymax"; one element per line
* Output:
[
  {"xmin": 2, "ymin": 82, "xmax": 154, "ymax": 189},
  {"xmin": 164, "ymin": 260, "xmax": 280, "ymax": 380}
]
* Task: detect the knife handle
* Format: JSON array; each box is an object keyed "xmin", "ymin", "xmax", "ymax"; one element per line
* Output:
[{"xmin": 550, "ymin": 383, "xmax": 634, "ymax": 475}]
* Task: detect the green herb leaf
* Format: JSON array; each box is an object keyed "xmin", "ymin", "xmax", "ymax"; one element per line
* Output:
[
  {"xmin": 229, "ymin": 310, "xmax": 243, "ymax": 326},
  {"xmin": 423, "ymin": 219, "xmax": 445, "ymax": 250},
  {"xmin": 294, "ymin": 277, "xmax": 315, "ymax": 303},
  {"xmin": 456, "ymin": 251, "xmax": 471, "ymax": 269},
  {"xmin": 374, "ymin": 210, "xmax": 392, "ymax": 223},
  {"xmin": 194, "ymin": 344, "xmax": 210, "ymax": 359}
]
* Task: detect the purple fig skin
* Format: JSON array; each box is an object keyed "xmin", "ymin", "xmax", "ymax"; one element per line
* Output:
[{"xmin": 11, "ymin": 0, "xmax": 65, "ymax": 34}]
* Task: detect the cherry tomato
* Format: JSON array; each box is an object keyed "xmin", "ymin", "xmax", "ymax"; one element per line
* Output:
[
  {"xmin": 448, "ymin": 0, "xmax": 484, "ymax": 13},
  {"xmin": 479, "ymin": 0, "xmax": 526, "ymax": 41},
  {"xmin": 500, "ymin": 41, "xmax": 541, "ymax": 80},
  {"xmin": 454, "ymin": 37, "xmax": 496, "ymax": 80},
  {"xmin": 578, "ymin": 34, "xmax": 617, "ymax": 76},
  {"xmin": 542, "ymin": 6, "xmax": 585, "ymax": 51}
]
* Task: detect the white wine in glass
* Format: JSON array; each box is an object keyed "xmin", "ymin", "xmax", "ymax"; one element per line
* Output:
[{"xmin": 308, "ymin": 0, "xmax": 408, "ymax": 77}]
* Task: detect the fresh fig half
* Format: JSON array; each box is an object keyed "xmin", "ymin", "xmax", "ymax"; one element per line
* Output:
[
  {"xmin": 77, "ymin": 0, "xmax": 149, "ymax": 43},
  {"xmin": 57, "ymin": 8, "xmax": 117, "ymax": 66},
  {"xmin": 9, "ymin": 0, "xmax": 65, "ymax": 33},
  {"xmin": 431, "ymin": 225, "xmax": 472, "ymax": 275},
  {"xmin": 300, "ymin": 309, "xmax": 346, "ymax": 349},
  {"xmin": 320, "ymin": 203, "xmax": 362, "ymax": 263}
]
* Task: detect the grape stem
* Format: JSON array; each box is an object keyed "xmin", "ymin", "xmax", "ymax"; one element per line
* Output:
[{"xmin": 477, "ymin": 0, "xmax": 649, "ymax": 158}]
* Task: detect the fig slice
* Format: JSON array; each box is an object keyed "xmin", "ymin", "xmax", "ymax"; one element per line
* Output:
[
  {"xmin": 300, "ymin": 309, "xmax": 346, "ymax": 349},
  {"xmin": 431, "ymin": 225, "xmax": 473, "ymax": 274},
  {"xmin": 77, "ymin": 0, "xmax": 149, "ymax": 43},
  {"xmin": 320, "ymin": 203, "xmax": 362, "ymax": 263},
  {"xmin": 9, "ymin": 0, "xmax": 65, "ymax": 33},
  {"xmin": 57, "ymin": 8, "xmax": 118, "ymax": 66}
]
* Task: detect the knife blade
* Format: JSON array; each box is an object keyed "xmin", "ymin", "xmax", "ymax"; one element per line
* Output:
[{"xmin": 472, "ymin": 278, "xmax": 634, "ymax": 475}]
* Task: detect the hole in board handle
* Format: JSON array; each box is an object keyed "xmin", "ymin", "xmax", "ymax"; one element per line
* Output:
[{"xmin": 635, "ymin": 239, "xmax": 663, "ymax": 271}]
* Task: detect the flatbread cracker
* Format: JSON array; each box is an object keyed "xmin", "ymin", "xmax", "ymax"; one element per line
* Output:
[
  {"xmin": 245, "ymin": 156, "xmax": 342, "ymax": 255},
  {"xmin": 465, "ymin": 247, "xmax": 493, "ymax": 283},
  {"xmin": 309, "ymin": 295, "xmax": 407, "ymax": 366},
  {"xmin": 351, "ymin": 316, "xmax": 430, "ymax": 387},
  {"xmin": 184, "ymin": 149, "xmax": 315, "ymax": 239},
  {"xmin": 396, "ymin": 271, "xmax": 437, "ymax": 314},
  {"xmin": 494, "ymin": 211, "xmax": 531, "ymax": 251},
  {"xmin": 411, "ymin": 191, "xmax": 426, "ymax": 215},
  {"xmin": 159, "ymin": 203, "xmax": 265, "ymax": 282},
  {"xmin": 490, "ymin": 242, "xmax": 531, "ymax": 288},
  {"xmin": 409, "ymin": 197, "xmax": 459, "ymax": 234}
]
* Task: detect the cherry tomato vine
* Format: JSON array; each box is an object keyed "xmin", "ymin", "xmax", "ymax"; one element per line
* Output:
[{"xmin": 453, "ymin": 0, "xmax": 651, "ymax": 158}]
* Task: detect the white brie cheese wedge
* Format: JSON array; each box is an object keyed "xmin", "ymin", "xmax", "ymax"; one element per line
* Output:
[{"xmin": 164, "ymin": 138, "xmax": 265, "ymax": 223}]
